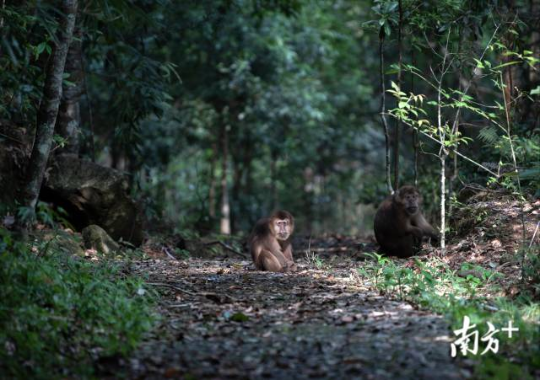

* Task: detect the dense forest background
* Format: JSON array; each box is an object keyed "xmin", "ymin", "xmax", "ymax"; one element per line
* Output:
[
  {"xmin": 1, "ymin": 0, "xmax": 539, "ymax": 378},
  {"xmin": 2, "ymin": 0, "xmax": 537, "ymax": 237}
]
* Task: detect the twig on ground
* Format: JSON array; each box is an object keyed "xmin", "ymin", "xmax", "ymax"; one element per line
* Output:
[
  {"xmin": 162, "ymin": 246, "xmax": 178, "ymax": 260},
  {"xmin": 309, "ymin": 246, "xmax": 353, "ymax": 253},
  {"xmin": 530, "ymin": 221, "xmax": 540, "ymax": 248},
  {"xmin": 147, "ymin": 282, "xmax": 239, "ymax": 302},
  {"xmin": 147, "ymin": 282, "xmax": 197, "ymax": 296}
]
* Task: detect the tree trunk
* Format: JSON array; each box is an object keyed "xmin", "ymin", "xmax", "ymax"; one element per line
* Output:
[
  {"xmin": 231, "ymin": 158, "xmax": 241, "ymax": 232},
  {"xmin": 440, "ymin": 155, "xmax": 447, "ymax": 251},
  {"xmin": 230, "ymin": 135, "xmax": 252, "ymax": 233},
  {"xmin": 0, "ymin": 0, "xmax": 5, "ymax": 57},
  {"xmin": 411, "ymin": 50, "xmax": 419, "ymax": 186},
  {"xmin": 501, "ymin": 4, "xmax": 517, "ymax": 114},
  {"xmin": 393, "ymin": 0, "xmax": 404, "ymax": 191},
  {"xmin": 270, "ymin": 149, "xmax": 278, "ymax": 210},
  {"xmin": 55, "ymin": 19, "xmax": 83, "ymax": 155},
  {"xmin": 219, "ymin": 123, "xmax": 231, "ymax": 235},
  {"xmin": 17, "ymin": 0, "xmax": 78, "ymax": 228},
  {"xmin": 527, "ymin": 0, "xmax": 540, "ymax": 132},
  {"xmin": 303, "ymin": 168, "xmax": 314, "ymax": 234},
  {"xmin": 379, "ymin": 29, "xmax": 393, "ymax": 194},
  {"xmin": 530, "ymin": 0, "xmax": 540, "ymax": 84},
  {"xmin": 208, "ymin": 142, "xmax": 218, "ymax": 218}
]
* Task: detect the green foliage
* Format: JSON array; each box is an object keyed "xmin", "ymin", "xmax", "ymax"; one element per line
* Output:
[
  {"xmin": 133, "ymin": 0, "xmax": 377, "ymax": 233},
  {"xmin": 0, "ymin": 229, "xmax": 158, "ymax": 379},
  {"xmin": 305, "ymin": 251, "xmax": 325, "ymax": 269},
  {"xmin": 522, "ymin": 245, "xmax": 540, "ymax": 296},
  {"xmin": 478, "ymin": 126, "xmax": 499, "ymax": 145},
  {"xmin": 362, "ymin": 0, "xmax": 399, "ymax": 38},
  {"xmin": 81, "ymin": 1, "xmax": 176, "ymax": 167},
  {"xmin": 16, "ymin": 202, "xmax": 74, "ymax": 230},
  {"xmin": 357, "ymin": 254, "xmax": 540, "ymax": 378},
  {"xmin": 3, "ymin": 0, "xmax": 539, "ymax": 235},
  {"xmin": 0, "ymin": 3, "xmax": 57, "ymax": 121}
]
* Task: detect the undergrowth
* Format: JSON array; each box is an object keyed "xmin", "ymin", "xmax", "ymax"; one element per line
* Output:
[
  {"xmin": 0, "ymin": 228, "xmax": 158, "ymax": 379},
  {"xmin": 357, "ymin": 252, "xmax": 540, "ymax": 379}
]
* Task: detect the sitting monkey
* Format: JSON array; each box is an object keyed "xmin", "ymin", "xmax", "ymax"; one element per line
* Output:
[
  {"xmin": 249, "ymin": 210, "xmax": 297, "ymax": 272},
  {"xmin": 374, "ymin": 185, "xmax": 439, "ymax": 257}
]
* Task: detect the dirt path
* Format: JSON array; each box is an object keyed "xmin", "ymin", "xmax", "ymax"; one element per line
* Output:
[{"xmin": 105, "ymin": 255, "xmax": 468, "ymax": 379}]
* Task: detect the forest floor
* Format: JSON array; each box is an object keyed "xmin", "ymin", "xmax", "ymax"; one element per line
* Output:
[
  {"xmin": 98, "ymin": 237, "xmax": 471, "ymax": 380},
  {"xmin": 93, "ymin": 193, "xmax": 540, "ymax": 379}
]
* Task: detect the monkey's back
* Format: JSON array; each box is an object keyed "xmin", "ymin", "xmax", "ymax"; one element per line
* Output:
[
  {"xmin": 374, "ymin": 196, "xmax": 415, "ymax": 257},
  {"xmin": 249, "ymin": 218, "xmax": 271, "ymax": 259}
]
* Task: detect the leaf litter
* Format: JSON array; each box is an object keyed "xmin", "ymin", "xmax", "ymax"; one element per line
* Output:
[{"xmin": 98, "ymin": 239, "xmax": 470, "ymax": 380}]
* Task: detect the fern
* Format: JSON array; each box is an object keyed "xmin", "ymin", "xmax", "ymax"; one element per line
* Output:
[{"xmin": 478, "ymin": 126, "xmax": 499, "ymax": 144}]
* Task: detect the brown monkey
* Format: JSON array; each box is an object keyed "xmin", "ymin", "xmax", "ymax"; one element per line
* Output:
[
  {"xmin": 374, "ymin": 185, "xmax": 439, "ymax": 257},
  {"xmin": 249, "ymin": 210, "xmax": 297, "ymax": 272}
]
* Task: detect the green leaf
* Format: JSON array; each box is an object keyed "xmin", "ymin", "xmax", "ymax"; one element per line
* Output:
[
  {"xmin": 473, "ymin": 58, "xmax": 484, "ymax": 69},
  {"xmin": 492, "ymin": 61, "xmax": 521, "ymax": 70},
  {"xmin": 230, "ymin": 312, "xmax": 249, "ymax": 322},
  {"xmin": 384, "ymin": 23, "xmax": 391, "ymax": 37},
  {"xmin": 36, "ymin": 42, "xmax": 47, "ymax": 55}
]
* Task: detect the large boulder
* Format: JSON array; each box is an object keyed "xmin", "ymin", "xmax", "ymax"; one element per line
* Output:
[{"xmin": 41, "ymin": 154, "xmax": 144, "ymax": 246}]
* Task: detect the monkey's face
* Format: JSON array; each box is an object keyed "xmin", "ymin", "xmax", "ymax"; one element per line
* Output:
[
  {"xmin": 396, "ymin": 187, "xmax": 421, "ymax": 215},
  {"xmin": 273, "ymin": 218, "xmax": 292, "ymax": 241}
]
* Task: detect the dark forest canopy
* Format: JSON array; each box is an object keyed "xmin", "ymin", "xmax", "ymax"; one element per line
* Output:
[{"xmin": 1, "ymin": 0, "xmax": 539, "ymax": 237}]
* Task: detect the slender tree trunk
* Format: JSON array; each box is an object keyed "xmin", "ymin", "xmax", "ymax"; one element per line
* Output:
[
  {"xmin": 529, "ymin": 0, "xmax": 540, "ymax": 132},
  {"xmin": 0, "ymin": 0, "xmax": 5, "ymax": 57},
  {"xmin": 270, "ymin": 149, "xmax": 278, "ymax": 210},
  {"xmin": 502, "ymin": 5, "xmax": 517, "ymax": 115},
  {"xmin": 440, "ymin": 156, "xmax": 446, "ymax": 251},
  {"xmin": 303, "ymin": 168, "xmax": 314, "ymax": 234},
  {"xmin": 411, "ymin": 50, "xmax": 419, "ymax": 186},
  {"xmin": 393, "ymin": 0, "xmax": 403, "ymax": 190},
  {"xmin": 208, "ymin": 142, "xmax": 218, "ymax": 218},
  {"xmin": 449, "ymin": 30, "xmax": 464, "ymax": 217},
  {"xmin": 81, "ymin": 49, "xmax": 96, "ymax": 161},
  {"xmin": 55, "ymin": 20, "xmax": 83, "ymax": 155},
  {"xmin": 437, "ymin": 54, "xmax": 448, "ymax": 252},
  {"xmin": 219, "ymin": 123, "xmax": 231, "ymax": 235},
  {"xmin": 231, "ymin": 158, "xmax": 241, "ymax": 232},
  {"xmin": 379, "ymin": 30, "xmax": 393, "ymax": 194},
  {"xmin": 530, "ymin": 0, "xmax": 540, "ymax": 84},
  {"xmin": 230, "ymin": 135, "xmax": 252, "ymax": 232},
  {"xmin": 436, "ymin": 30, "xmax": 452, "ymax": 253},
  {"xmin": 17, "ymin": 0, "xmax": 78, "ymax": 229}
]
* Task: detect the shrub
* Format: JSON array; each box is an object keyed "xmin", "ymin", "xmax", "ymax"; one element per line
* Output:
[{"xmin": 0, "ymin": 228, "xmax": 158, "ymax": 379}]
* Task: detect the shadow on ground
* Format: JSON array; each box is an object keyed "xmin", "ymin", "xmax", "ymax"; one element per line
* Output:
[{"xmin": 99, "ymin": 253, "xmax": 468, "ymax": 379}]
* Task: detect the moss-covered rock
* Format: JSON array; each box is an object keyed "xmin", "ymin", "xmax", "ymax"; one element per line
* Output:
[{"xmin": 82, "ymin": 224, "xmax": 120, "ymax": 254}]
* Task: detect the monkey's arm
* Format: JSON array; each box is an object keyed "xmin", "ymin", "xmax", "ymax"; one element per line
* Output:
[
  {"xmin": 271, "ymin": 248, "xmax": 292, "ymax": 266},
  {"xmin": 283, "ymin": 244, "xmax": 294, "ymax": 262},
  {"xmin": 413, "ymin": 214, "xmax": 439, "ymax": 240},
  {"xmin": 254, "ymin": 241, "xmax": 290, "ymax": 266},
  {"xmin": 282, "ymin": 244, "xmax": 297, "ymax": 271},
  {"xmin": 403, "ymin": 219, "xmax": 424, "ymax": 239}
]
